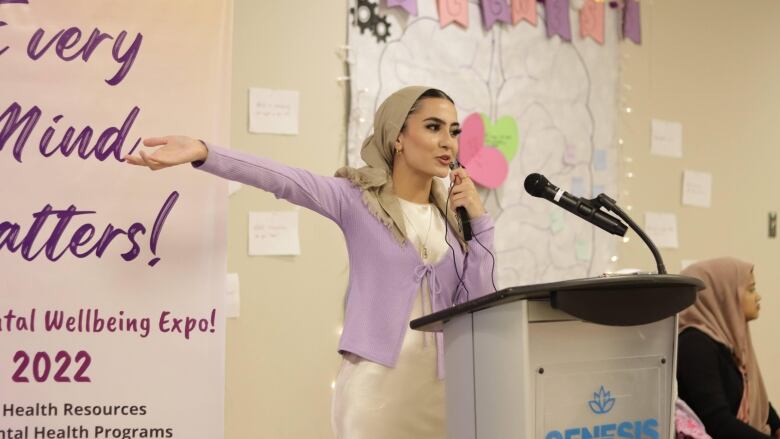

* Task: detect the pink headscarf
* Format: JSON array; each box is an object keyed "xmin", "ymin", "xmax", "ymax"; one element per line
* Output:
[{"xmin": 679, "ymin": 257, "xmax": 770, "ymax": 434}]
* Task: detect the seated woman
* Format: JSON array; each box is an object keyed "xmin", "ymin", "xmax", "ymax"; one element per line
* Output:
[{"xmin": 678, "ymin": 257, "xmax": 780, "ymax": 438}]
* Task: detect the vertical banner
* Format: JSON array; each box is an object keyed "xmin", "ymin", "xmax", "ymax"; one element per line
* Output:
[{"xmin": 0, "ymin": 1, "xmax": 231, "ymax": 438}]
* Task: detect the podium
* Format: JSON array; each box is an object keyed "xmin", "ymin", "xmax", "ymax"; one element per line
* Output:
[{"xmin": 411, "ymin": 274, "xmax": 703, "ymax": 439}]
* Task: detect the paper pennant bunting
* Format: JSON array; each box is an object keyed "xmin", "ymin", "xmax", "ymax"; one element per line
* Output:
[
  {"xmin": 437, "ymin": 0, "xmax": 469, "ymax": 28},
  {"xmin": 544, "ymin": 0, "xmax": 572, "ymax": 41},
  {"xmin": 623, "ymin": 0, "xmax": 641, "ymax": 44},
  {"xmin": 579, "ymin": 0, "xmax": 604, "ymax": 44},
  {"xmin": 511, "ymin": 0, "xmax": 537, "ymax": 25},
  {"xmin": 387, "ymin": 0, "xmax": 418, "ymax": 16},
  {"xmin": 481, "ymin": 0, "xmax": 511, "ymax": 30}
]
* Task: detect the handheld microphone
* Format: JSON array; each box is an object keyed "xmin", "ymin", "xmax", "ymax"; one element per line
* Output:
[
  {"xmin": 449, "ymin": 161, "xmax": 473, "ymax": 241},
  {"xmin": 524, "ymin": 173, "xmax": 627, "ymax": 237}
]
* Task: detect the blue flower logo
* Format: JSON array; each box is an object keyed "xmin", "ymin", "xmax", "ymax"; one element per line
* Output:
[{"xmin": 588, "ymin": 385, "xmax": 615, "ymax": 414}]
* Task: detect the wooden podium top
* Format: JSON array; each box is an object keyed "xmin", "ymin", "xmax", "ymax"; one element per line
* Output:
[{"xmin": 411, "ymin": 274, "xmax": 704, "ymax": 332}]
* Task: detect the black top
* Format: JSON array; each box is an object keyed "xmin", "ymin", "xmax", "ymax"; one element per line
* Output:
[{"xmin": 677, "ymin": 327, "xmax": 780, "ymax": 438}]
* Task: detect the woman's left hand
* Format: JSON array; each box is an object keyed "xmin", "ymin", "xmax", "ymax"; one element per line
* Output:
[{"xmin": 449, "ymin": 167, "xmax": 486, "ymax": 218}]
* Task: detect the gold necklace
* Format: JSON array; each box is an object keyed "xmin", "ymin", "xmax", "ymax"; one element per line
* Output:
[{"xmin": 401, "ymin": 203, "xmax": 433, "ymax": 259}]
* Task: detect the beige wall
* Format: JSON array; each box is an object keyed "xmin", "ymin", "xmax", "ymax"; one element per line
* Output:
[
  {"xmin": 619, "ymin": 0, "xmax": 780, "ymax": 400},
  {"xmin": 226, "ymin": 1, "xmax": 348, "ymax": 438},
  {"xmin": 225, "ymin": 0, "xmax": 780, "ymax": 437}
]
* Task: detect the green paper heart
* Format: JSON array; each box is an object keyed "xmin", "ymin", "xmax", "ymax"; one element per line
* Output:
[{"xmin": 481, "ymin": 113, "xmax": 520, "ymax": 162}]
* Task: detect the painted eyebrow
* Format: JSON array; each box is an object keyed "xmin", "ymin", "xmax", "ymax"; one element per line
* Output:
[{"xmin": 423, "ymin": 117, "xmax": 460, "ymax": 127}]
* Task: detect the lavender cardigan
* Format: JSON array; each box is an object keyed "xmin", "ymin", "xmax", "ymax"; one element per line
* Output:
[{"xmin": 196, "ymin": 144, "xmax": 496, "ymax": 371}]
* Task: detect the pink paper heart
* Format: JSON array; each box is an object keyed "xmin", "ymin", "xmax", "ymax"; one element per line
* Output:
[
  {"xmin": 459, "ymin": 113, "xmax": 484, "ymax": 164},
  {"xmin": 458, "ymin": 113, "xmax": 509, "ymax": 189}
]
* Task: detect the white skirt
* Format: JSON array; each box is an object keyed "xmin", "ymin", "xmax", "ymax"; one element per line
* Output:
[{"xmin": 331, "ymin": 283, "xmax": 445, "ymax": 439}]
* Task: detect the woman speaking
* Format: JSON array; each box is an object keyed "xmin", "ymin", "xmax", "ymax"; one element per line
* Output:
[{"xmin": 125, "ymin": 86, "xmax": 497, "ymax": 438}]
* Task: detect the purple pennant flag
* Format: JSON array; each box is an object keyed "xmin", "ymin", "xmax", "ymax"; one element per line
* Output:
[
  {"xmin": 623, "ymin": 0, "xmax": 641, "ymax": 44},
  {"xmin": 545, "ymin": 0, "xmax": 572, "ymax": 41},
  {"xmin": 388, "ymin": 0, "xmax": 418, "ymax": 16},
  {"xmin": 481, "ymin": 0, "xmax": 511, "ymax": 30}
]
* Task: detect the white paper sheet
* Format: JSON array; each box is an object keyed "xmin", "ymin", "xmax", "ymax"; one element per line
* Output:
[
  {"xmin": 682, "ymin": 170, "xmax": 712, "ymax": 208},
  {"xmin": 651, "ymin": 119, "xmax": 683, "ymax": 158},
  {"xmin": 226, "ymin": 273, "xmax": 240, "ymax": 319},
  {"xmin": 228, "ymin": 181, "xmax": 242, "ymax": 196},
  {"xmin": 248, "ymin": 211, "xmax": 301, "ymax": 256},
  {"xmin": 644, "ymin": 212, "xmax": 679, "ymax": 249},
  {"xmin": 249, "ymin": 88, "xmax": 299, "ymax": 135}
]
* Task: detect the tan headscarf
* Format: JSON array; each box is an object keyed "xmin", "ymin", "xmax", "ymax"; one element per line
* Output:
[
  {"xmin": 335, "ymin": 86, "xmax": 467, "ymax": 248},
  {"xmin": 679, "ymin": 257, "xmax": 770, "ymax": 434}
]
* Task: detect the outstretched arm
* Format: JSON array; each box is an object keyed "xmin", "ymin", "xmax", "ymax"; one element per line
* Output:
[{"xmin": 124, "ymin": 136, "xmax": 349, "ymax": 224}]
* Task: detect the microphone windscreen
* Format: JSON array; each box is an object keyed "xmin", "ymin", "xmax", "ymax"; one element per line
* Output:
[{"xmin": 524, "ymin": 173, "xmax": 547, "ymax": 197}]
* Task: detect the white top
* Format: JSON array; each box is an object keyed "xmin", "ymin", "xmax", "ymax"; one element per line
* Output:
[
  {"xmin": 397, "ymin": 198, "xmax": 448, "ymax": 265},
  {"xmin": 332, "ymin": 198, "xmax": 450, "ymax": 438}
]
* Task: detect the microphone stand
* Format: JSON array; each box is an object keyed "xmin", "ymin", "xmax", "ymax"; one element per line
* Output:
[{"xmin": 590, "ymin": 193, "xmax": 667, "ymax": 275}]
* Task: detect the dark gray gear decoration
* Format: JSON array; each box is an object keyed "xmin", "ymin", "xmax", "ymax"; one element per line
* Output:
[
  {"xmin": 350, "ymin": 0, "xmax": 378, "ymax": 35},
  {"xmin": 350, "ymin": 0, "xmax": 392, "ymax": 44},
  {"xmin": 371, "ymin": 15, "xmax": 391, "ymax": 43}
]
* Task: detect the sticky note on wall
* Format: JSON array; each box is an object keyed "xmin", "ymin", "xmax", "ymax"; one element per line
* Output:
[
  {"xmin": 651, "ymin": 119, "xmax": 683, "ymax": 158},
  {"xmin": 682, "ymin": 170, "xmax": 712, "ymax": 208},
  {"xmin": 248, "ymin": 211, "xmax": 301, "ymax": 256},
  {"xmin": 644, "ymin": 212, "xmax": 679, "ymax": 249},
  {"xmin": 249, "ymin": 88, "xmax": 299, "ymax": 135},
  {"xmin": 226, "ymin": 273, "xmax": 240, "ymax": 319}
]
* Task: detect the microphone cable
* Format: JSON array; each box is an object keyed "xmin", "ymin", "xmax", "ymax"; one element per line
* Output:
[
  {"xmin": 473, "ymin": 232, "xmax": 498, "ymax": 294},
  {"xmin": 444, "ymin": 179, "xmax": 470, "ymax": 304},
  {"xmin": 444, "ymin": 172, "xmax": 500, "ymax": 303}
]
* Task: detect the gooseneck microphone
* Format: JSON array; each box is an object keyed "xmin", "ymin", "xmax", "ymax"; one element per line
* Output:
[
  {"xmin": 524, "ymin": 172, "xmax": 667, "ymax": 274},
  {"xmin": 524, "ymin": 173, "xmax": 627, "ymax": 236}
]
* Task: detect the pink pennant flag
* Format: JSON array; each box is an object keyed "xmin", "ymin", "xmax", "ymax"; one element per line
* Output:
[
  {"xmin": 544, "ymin": 0, "xmax": 572, "ymax": 41},
  {"xmin": 388, "ymin": 0, "xmax": 418, "ymax": 16},
  {"xmin": 511, "ymin": 0, "xmax": 537, "ymax": 25},
  {"xmin": 623, "ymin": 0, "xmax": 641, "ymax": 44},
  {"xmin": 437, "ymin": 0, "xmax": 469, "ymax": 28},
  {"xmin": 579, "ymin": 0, "xmax": 604, "ymax": 44},
  {"xmin": 481, "ymin": 0, "xmax": 511, "ymax": 30}
]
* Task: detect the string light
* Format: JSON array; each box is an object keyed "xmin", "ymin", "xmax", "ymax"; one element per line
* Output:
[{"xmin": 617, "ymin": 5, "xmax": 642, "ymax": 266}]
